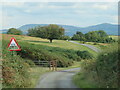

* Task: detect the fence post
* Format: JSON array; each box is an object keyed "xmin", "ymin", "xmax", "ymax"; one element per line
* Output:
[{"xmin": 55, "ymin": 60, "xmax": 57, "ymax": 71}]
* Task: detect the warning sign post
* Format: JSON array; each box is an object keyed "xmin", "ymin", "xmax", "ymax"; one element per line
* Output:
[{"xmin": 8, "ymin": 37, "xmax": 21, "ymax": 51}]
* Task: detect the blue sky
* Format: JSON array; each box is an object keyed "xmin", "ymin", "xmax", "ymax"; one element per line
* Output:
[{"xmin": 0, "ymin": 2, "xmax": 118, "ymax": 29}]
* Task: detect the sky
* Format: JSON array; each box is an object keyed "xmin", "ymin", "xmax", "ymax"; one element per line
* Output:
[{"xmin": 0, "ymin": 1, "xmax": 118, "ymax": 30}]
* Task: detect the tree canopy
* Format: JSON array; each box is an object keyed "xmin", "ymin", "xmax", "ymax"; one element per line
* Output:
[
  {"xmin": 27, "ymin": 24, "xmax": 65, "ymax": 43},
  {"xmin": 7, "ymin": 28, "xmax": 22, "ymax": 35},
  {"xmin": 72, "ymin": 31, "xmax": 85, "ymax": 41},
  {"xmin": 72, "ymin": 30, "xmax": 115, "ymax": 43}
]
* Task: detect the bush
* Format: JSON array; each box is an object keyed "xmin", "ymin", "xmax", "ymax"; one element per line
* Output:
[
  {"xmin": 24, "ymin": 59, "xmax": 35, "ymax": 67},
  {"xmin": 48, "ymin": 48, "xmax": 81, "ymax": 61},
  {"xmin": 82, "ymin": 41, "xmax": 86, "ymax": 44},
  {"xmin": 17, "ymin": 41, "xmax": 75, "ymax": 67},
  {"xmin": 95, "ymin": 43, "xmax": 119, "ymax": 88},
  {"xmin": 7, "ymin": 28, "xmax": 22, "ymax": 35},
  {"xmin": 93, "ymin": 42, "xmax": 97, "ymax": 45},
  {"xmin": 80, "ymin": 42, "xmax": 119, "ymax": 88},
  {"xmin": 77, "ymin": 51, "xmax": 93, "ymax": 59},
  {"xmin": 59, "ymin": 35, "xmax": 71, "ymax": 40},
  {"xmin": 2, "ymin": 40, "xmax": 31, "ymax": 88}
]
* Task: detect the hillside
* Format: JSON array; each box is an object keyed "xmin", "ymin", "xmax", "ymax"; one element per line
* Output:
[
  {"xmin": 1, "ymin": 23, "xmax": 118, "ymax": 36},
  {"xmin": 2, "ymin": 34, "xmax": 96, "ymax": 55},
  {"xmin": 2, "ymin": 33, "xmax": 97, "ymax": 88}
]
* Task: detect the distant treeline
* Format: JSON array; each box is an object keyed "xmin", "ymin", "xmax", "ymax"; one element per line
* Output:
[
  {"xmin": 7, "ymin": 24, "xmax": 116, "ymax": 43},
  {"xmin": 71, "ymin": 30, "xmax": 115, "ymax": 43}
]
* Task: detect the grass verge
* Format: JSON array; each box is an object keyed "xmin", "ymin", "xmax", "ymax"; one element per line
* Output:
[
  {"xmin": 28, "ymin": 67, "xmax": 50, "ymax": 88},
  {"xmin": 73, "ymin": 72, "xmax": 99, "ymax": 88},
  {"xmin": 29, "ymin": 61, "xmax": 81, "ymax": 88}
]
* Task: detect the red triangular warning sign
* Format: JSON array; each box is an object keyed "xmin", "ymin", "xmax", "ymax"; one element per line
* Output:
[{"xmin": 8, "ymin": 37, "xmax": 21, "ymax": 51}]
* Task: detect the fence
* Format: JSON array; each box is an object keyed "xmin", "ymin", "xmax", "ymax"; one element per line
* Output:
[{"xmin": 26, "ymin": 60, "xmax": 57, "ymax": 71}]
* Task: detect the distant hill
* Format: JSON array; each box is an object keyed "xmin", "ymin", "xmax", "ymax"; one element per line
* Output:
[{"xmin": 1, "ymin": 23, "xmax": 118, "ymax": 36}]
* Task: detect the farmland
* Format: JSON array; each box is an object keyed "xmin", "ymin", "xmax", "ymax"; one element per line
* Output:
[
  {"xmin": 2, "ymin": 34, "xmax": 118, "ymax": 88},
  {"xmin": 2, "ymin": 34, "xmax": 97, "ymax": 56},
  {"xmin": 109, "ymin": 35, "xmax": 119, "ymax": 41},
  {"xmin": 2, "ymin": 34, "xmax": 97, "ymax": 88}
]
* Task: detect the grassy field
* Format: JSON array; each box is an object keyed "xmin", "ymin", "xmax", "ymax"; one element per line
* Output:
[
  {"xmin": 2, "ymin": 34, "xmax": 96, "ymax": 88},
  {"xmin": 21, "ymin": 36, "xmax": 96, "ymax": 55},
  {"xmin": 2, "ymin": 34, "xmax": 117, "ymax": 88},
  {"xmin": 109, "ymin": 35, "xmax": 119, "ymax": 41},
  {"xmin": 2, "ymin": 34, "xmax": 97, "ymax": 56}
]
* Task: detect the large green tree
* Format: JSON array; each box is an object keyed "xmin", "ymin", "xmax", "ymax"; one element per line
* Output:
[
  {"xmin": 27, "ymin": 24, "xmax": 65, "ymax": 43},
  {"xmin": 85, "ymin": 30, "xmax": 111, "ymax": 43},
  {"xmin": 7, "ymin": 28, "xmax": 22, "ymax": 35},
  {"xmin": 72, "ymin": 31, "xmax": 85, "ymax": 41}
]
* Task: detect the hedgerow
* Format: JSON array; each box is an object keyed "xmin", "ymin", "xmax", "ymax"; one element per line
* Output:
[
  {"xmin": 17, "ymin": 41, "xmax": 94, "ymax": 67},
  {"xmin": 2, "ymin": 40, "xmax": 31, "ymax": 88},
  {"xmin": 80, "ymin": 41, "xmax": 119, "ymax": 88}
]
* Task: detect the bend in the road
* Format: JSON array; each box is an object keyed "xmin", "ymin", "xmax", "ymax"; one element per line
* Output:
[{"xmin": 69, "ymin": 41, "xmax": 101, "ymax": 52}]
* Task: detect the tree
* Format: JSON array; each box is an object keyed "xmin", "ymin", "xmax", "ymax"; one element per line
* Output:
[
  {"xmin": 84, "ymin": 30, "xmax": 113, "ymax": 43},
  {"xmin": 27, "ymin": 24, "xmax": 65, "ymax": 43},
  {"xmin": 45, "ymin": 24, "xmax": 64, "ymax": 43},
  {"xmin": 59, "ymin": 35, "xmax": 71, "ymax": 40},
  {"xmin": 72, "ymin": 31, "xmax": 85, "ymax": 41},
  {"xmin": 7, "ymin": 28, "xmax": 22, "ymax": 35}
]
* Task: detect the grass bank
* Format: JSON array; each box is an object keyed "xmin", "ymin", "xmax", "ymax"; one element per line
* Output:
[
  {"xmin": 28, "ymin": 67, "xmax": 50, "ymax": 88},
  {"xmin": 73, "ymin": 72, "xmax": 99, "ymax": 88},
  {"xmin": 2, "ymin": 34, "xmax": 97, "ymax": 88},
  {"xmin": 73, "ymin": 41, "xmax": 119, "ymax": 88},
  {"xmin": 2, "ymin": 34, "xmax": 97, "ymax": 57}
]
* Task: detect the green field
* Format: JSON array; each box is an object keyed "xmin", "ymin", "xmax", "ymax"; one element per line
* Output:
[
  {"xmin": 2, "ymin": 34, "xmax": 118, "ymax": 88},
  {"xmin": 2, "ymin": 34, "xmax": 97, "ymax": 56},
  {"xmin": 109, "ymin": 35, "xmax": 119, "ymax": 41},
  {"xmin": 2, "ymin": 34, "xmax": 98, "ymax": 88},
  {"xmin": 21, "ymin": 36, "xmax": 95, "ymax": 54}
]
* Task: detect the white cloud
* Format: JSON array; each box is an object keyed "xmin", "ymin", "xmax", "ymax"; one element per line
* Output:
[
  {"xmin": 92, "ymin": 3, "xmax": 117, "ymax": 10},
  {"xmin": 0, "ymin": 2, "xmax": 118, "ymax": 29},
  {"xmin": 24, "ymin": 9, "xmax": 31, "ymax": 13},
  {"xmin": 2, "ymin": 2, "xmax": 25, "ymax": 8},
  {"xmin": 74, "ymin": 10, "xmax": 86, "ymax": 14},
  {"xmin": 93, "ymin": 4, "xmax": 109, "ymax": 10}
]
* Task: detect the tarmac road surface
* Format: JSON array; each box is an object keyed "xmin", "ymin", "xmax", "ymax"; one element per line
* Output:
[
  {"xmin": 36, "ymin": 68, "xmax": 80, "ymax": 88},
  {"xmin": 69, "ymin": 41, "xmax": 100, "ymax": 52}
]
